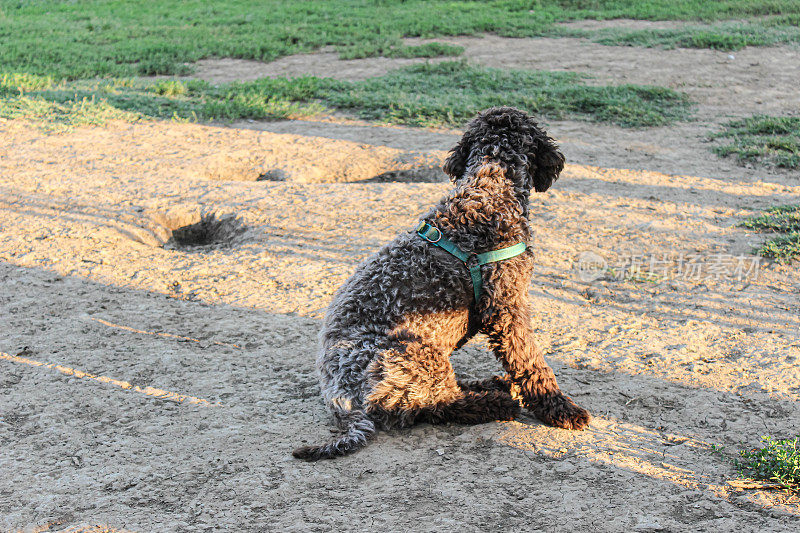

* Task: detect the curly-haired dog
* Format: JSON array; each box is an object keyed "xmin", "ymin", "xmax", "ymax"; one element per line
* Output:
[{"xmin": 294, "ymin": 107, "xmax": 590, "ymax": 461}]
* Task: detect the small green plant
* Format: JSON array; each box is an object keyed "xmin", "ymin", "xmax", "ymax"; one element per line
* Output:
[
  {"xmin": 741, "ymin": 205, "xmax": 800, "ymax": 262},
  {"xmin": 624, "ymin": 270, "xmax": 664, "ymax": 284},
  {"xmin": 712, "ymin": 115, "xmax": 800, "ymax": 169},
  {"xmin": 742, "ymin": 205, "xmax": 800, "ymax": 233},
  {"xmin": 734, "ymin": 435, "xmax": 800, "ymax": 491},
  {"xmin": 757, "ymin": 234, "xmax": 800, "ymax": 262}
]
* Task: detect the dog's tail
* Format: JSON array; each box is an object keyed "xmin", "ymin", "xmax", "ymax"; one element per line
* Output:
[{"xmin": 293, "ymin": 407, "xmax": 376, "ymax": 461}]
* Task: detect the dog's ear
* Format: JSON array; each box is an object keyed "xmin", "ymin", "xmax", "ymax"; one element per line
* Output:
[
  {"xmin": 443, "ymin": 135, "xmax": 471, "ymax": 182},
  {"xmin": 530, "ymin": 136, "xmax": 565, "ymax": 193}
]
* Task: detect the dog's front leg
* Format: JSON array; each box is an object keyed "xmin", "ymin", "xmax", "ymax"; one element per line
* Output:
[{"xmin": 481, "ymin": 295, "xmax": 590, "ymax": 430}]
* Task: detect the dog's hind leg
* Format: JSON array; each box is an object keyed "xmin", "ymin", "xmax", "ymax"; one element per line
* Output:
[
  {"xmin": 365, "ymin": 340, "xmax": 461, "ymax": 426},
  {"xmin": 366, "ymin": 340, "xmax": 519, "ymax": 426},
  {"xmin": 422, "ymin": 389, "xmax": 520, "ymax": 425},
  {"xmin": 457, "ymin": 374, "xmax": 512, "ymax": 393}
]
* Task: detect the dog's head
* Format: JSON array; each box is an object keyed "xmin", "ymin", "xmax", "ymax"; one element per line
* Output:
[{"xmin": 443, "ymin": 106, "xmax": 564, "ymax": 193}]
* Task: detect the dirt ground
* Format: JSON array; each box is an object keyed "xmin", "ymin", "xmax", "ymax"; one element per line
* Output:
[{"xmin": 1, "ymin": 32, "xmax": 799, "ymax": 532}]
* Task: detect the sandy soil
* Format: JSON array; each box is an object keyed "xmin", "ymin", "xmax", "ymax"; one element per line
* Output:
[{"xmin": 2, "ymin": 31, "xmax": 800, "ymax": 532}]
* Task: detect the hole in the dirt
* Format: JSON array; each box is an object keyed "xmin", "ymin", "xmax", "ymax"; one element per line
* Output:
[
  {"xmin": 201, "ymin": 149, "xmax": 447, "ymax": 183},
  {"xmin": 256, "ymin": 168, "xmax": 288, "ymax": 181},
  {"xmin": 164, "ymin": 213, "xmax": 246, "ymax": 250},
  {"xmin": 364, "ymin": 167, "xmax": 447, "ymax": 183}
]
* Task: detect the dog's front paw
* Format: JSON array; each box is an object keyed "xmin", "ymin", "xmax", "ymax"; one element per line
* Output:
[{"xmin": 531, "ymin": 393, "xmax": 591, "ymax": 430}]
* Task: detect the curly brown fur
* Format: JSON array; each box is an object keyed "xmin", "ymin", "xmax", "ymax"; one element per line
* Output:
[{"xmin": 293, "ymin": 107, "xmax": 590, "ymax": 461}]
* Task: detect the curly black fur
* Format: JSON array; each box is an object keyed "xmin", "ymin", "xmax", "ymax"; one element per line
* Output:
[{"xmin": 293, "ymin": 107, "xmax": 589, "ymax": 461}]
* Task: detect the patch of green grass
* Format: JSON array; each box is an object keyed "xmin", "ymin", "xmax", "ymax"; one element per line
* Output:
[
  {"xmin": 387, "ymin": 43, "xmax": 465, "ymax": 59},
  {"xmin": 550, "ymin": 1, "xmax": 800, "ymax": 20},
  {"xmin": 1, "ymin": 76, "xmax": 327, "ymax": 127},
  {"xmin": 0, "ymin": 61, "xmax": 692, "ymax": 130},
  {"xmin": 148, "ymin": 80, "xmax": 189, "ymax": 97},
  {"xmin": 0, "ymin": 72, "xmax": 55, "ymax": 94},
  {"xmin": 557, "ymin": 17, "xmax": 800, "ymax": 51},
  {"xmin": 741, "ymin": 205, "xmax": 800, "ymax": 262},
  {"xmin": 269, "ymin": 61, "xmax": 691, "ymax": 128},
  {"xmin": 3, "ymin": 1, "xmax": 800, "ymax": 80},
  {"xmin": 734, "ymin": 436, "xmax": 800, "ymax": 491},
  {"xmin": 0, "ymin": 94, "xmax": 139, "ymax": 131},
  {"xmin": 712, "ymin": 116, "xmax": 800, "ymax": 169},
  {"xmin": 334, "ymin": 38, "xmax": 464, "ymax": 61},
  {"xmin": 742, "ymin": 205, "xmax": 800, "ymax": 233}
]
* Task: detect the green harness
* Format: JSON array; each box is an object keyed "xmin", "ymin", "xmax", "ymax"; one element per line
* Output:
[{"xmin": 416, "ymin": 221, "xmax": 527, "ymax": 302}]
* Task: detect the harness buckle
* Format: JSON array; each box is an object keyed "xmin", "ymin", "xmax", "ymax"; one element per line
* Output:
[
  {"xmin": 426, "ymin": 227, "xmax": 442, "ymax": 243},
  {"xmin": 417, "ymin": 222, "xmax": 442, "ymax": 243}
]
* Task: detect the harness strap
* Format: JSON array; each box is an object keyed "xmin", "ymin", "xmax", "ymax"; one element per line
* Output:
[{"xmin": 416, "ymin": 221, "xmax": 527, "ymax": 302}]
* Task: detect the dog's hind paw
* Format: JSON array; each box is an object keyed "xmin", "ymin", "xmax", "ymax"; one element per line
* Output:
[
  {"xmin": 532, "ymin": 393, "xmax": 591, "ymax": 430},
  {"xmin": 457, "ymin": 374, "xmax": 512, "ymax": 393},
  {"xmin": 494, "ymin": 390, "xmax": 522, "ymax": 421}
]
